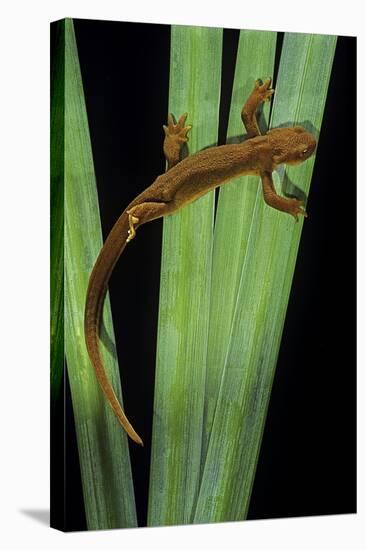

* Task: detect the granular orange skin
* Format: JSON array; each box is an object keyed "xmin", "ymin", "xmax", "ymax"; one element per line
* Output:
[{"xmin": 84, "ymin": 79, "xmax": 316, "ymax": 445}]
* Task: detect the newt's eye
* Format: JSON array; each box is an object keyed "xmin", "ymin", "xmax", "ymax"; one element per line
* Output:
[{"xmin": 300, "ymin": 149, "xmax": 308, "ymax": 156}]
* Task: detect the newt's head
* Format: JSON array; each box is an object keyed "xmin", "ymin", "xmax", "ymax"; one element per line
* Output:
[{"xmin": 267, "ymin": 126, "xmax": 317, "ymax": 166}]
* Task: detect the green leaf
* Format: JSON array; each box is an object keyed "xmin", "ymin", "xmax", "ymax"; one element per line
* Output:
[
  {"xmin": 200, "ymin": 29, "xmax": 277, "ymax": 472},
  {"xmin": 62, "ymin": 18, "xmax": 137, "ymax": 530},
  {"xmin": 51, "ymin": 20, "xmax": 65, "ymax": 403},
  {"xmin": 194, "ymin": 31, "xmax": 336, "ymax": 524},
  {"xmin": 147, "ymin": 25, "xmax": 223, "ymax": 526}
]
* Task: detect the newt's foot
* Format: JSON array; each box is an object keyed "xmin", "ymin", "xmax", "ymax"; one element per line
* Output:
[
  {"xmin": 254, "ymin": 77, "xmax": 274, "ymax": 103},
  {"xmin": 163, "ymin": 113, "xmax": 192, "ymax": 168},
  {"xmin": 287, "ymin": 198, "xmax": 307, "ymax": 222},
  {"xmin": 126, "ymin": 211, "xmax": 139, "ymax": 243},
  {"xmin": 163, "ymin": 112, "xmax": 192, "ymax": 143}
]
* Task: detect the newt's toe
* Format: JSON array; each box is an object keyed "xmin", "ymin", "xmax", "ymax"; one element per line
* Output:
[
  {"xmin": 262, "ymin": 77, "xmax": 272, "ymax": 90},
  {"xmin": 177, "ymin": 112, "xmax": 188, "ymax": 127},
  {"xmin": 167, "ymin": 113, "xmax": 175, "ymax": 129},
  {"xmin": 289, "ymin": 198, "xmax": 307, "ymax": 222}
]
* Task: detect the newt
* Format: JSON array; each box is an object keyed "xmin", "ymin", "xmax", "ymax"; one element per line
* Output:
[{"xmin": 84, "ymin": 78, "xmax": 316, "ymax": 446}]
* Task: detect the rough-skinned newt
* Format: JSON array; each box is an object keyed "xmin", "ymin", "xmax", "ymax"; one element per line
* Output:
[{"xmin": 84, "ymin": 78, "xmax": 317, "ymax": 446}]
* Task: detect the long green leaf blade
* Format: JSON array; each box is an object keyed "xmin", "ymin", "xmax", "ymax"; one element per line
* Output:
[
  {"xmin": 194, "ymin": 31, "xmax": 336, "ymax": 523},
  {"xmin": 148, "ymin": 25, "xmax": 222, "ymax": 526},
  {"xmin": 51, "ymin": 20, "xmax": 65, "ymax": 404},
  {"xmin": 201, "ymin": 29, "xmax": 277, "ymax": 470},
  {"xmin": 63, "ymin": 18, "xmax": 137, "ymax": 530}
]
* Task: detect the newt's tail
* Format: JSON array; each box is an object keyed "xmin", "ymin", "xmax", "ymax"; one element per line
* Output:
[{"xmin": 84, "ymin": 207, "xmax": 144, "ymax": 446}]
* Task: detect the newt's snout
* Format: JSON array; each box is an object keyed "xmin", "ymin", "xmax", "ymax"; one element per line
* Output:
[
  {"xmin": 288, "ymin": 129, "xmax": 317, "ymax": 165},
  {"xmin": 302, "ymin": 133, "xmax": 317, "ymax": 159}
]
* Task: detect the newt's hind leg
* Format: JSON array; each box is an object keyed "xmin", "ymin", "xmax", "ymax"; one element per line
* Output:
[
  {"xmin": 126, "ymin": 201, "xmax": 175, "ymax": 243},
  {"xmin": 163, "ymin": 113, "xmax": 192, "ymax": 170},
  {"xmin": 241, "ymin": 78, "xmax": 274, "ymax": 138}
]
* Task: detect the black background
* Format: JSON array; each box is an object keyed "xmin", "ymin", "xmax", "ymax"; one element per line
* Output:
[{"xmin": 53, "ymin": 19, "xmax": 356, "ymax": 530}]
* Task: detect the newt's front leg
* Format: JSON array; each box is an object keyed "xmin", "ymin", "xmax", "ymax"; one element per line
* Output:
[
  {"xmin": 242, "ymin": 78, "xmax": 274, "ymax": 138},
  {"xmin": 261, "ymin": 170, "xmax": 307, "ymax": 221}
]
